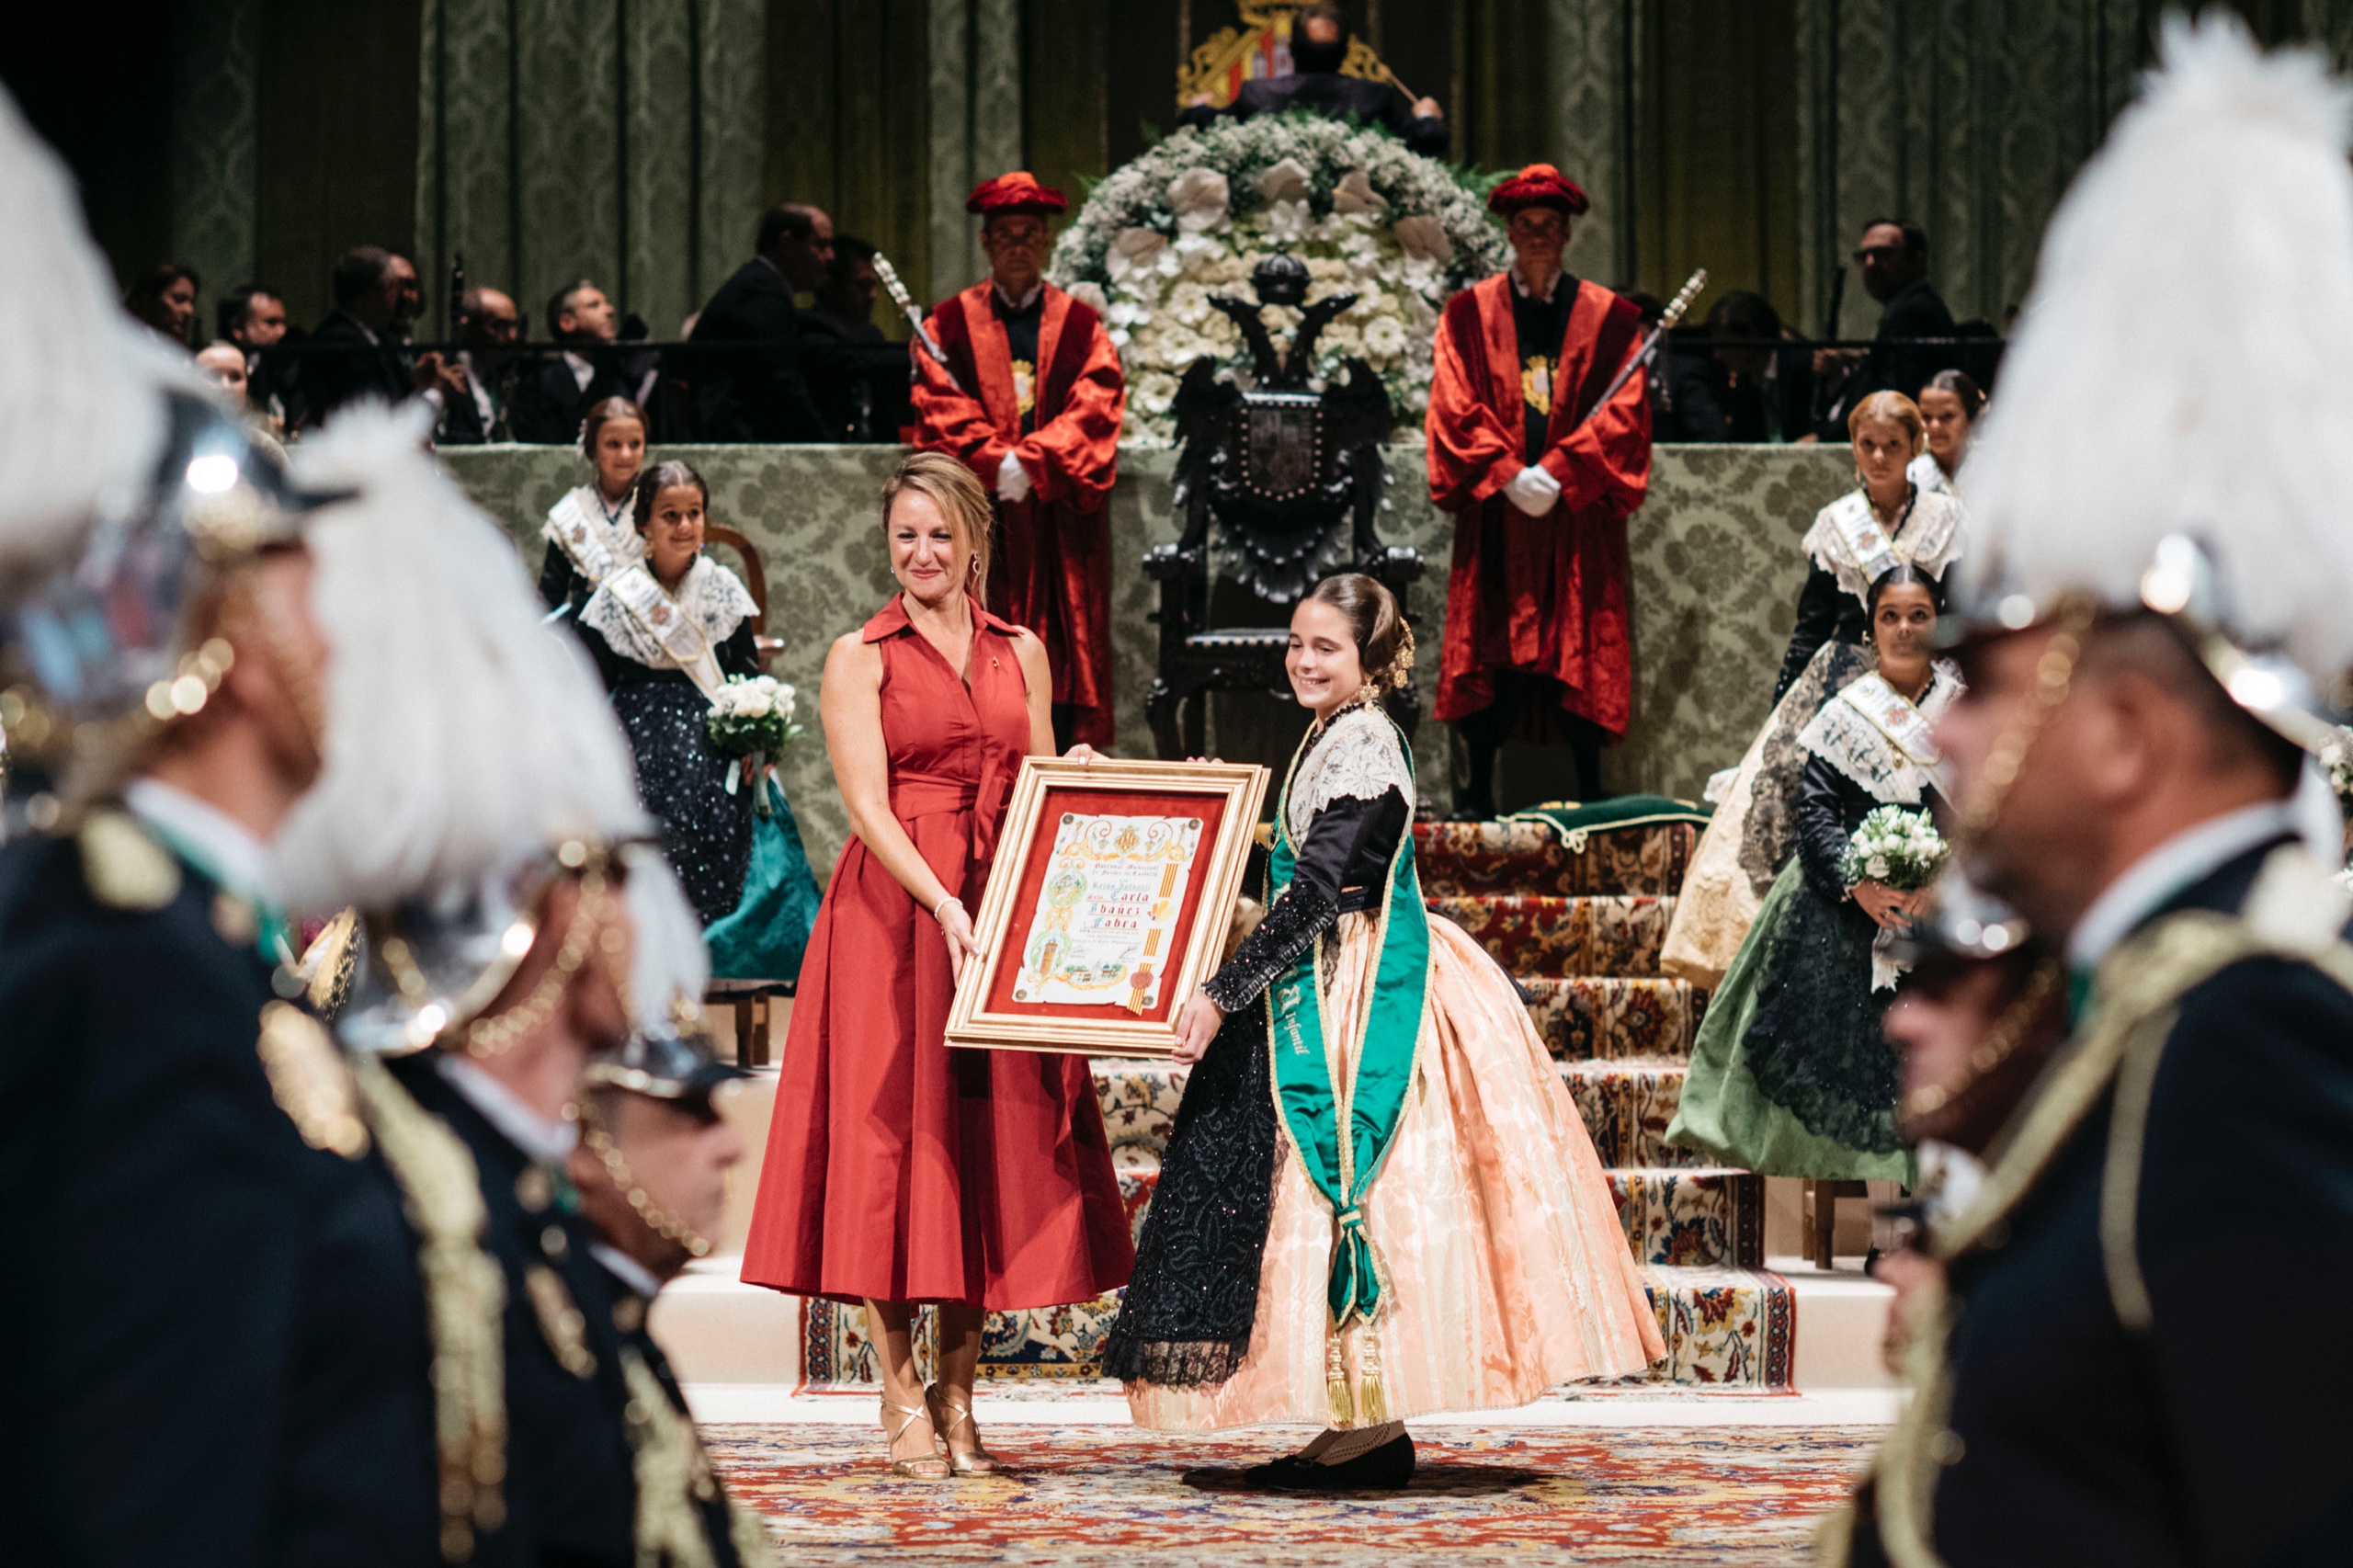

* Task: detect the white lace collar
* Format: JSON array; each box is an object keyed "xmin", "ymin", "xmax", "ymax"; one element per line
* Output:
[
  {"xmin": 1285, "ymin": 701, "xmax": 1412, "ymax": 841},
  {"xmin": 581, "ymin": 554, "xmax": 758, "ymax": 673},
  {"xmin": 1796, "ymin": 662, "xmax": 1962, "ymax": 806},
  {"xmin": 543, "ymin": 484, "xmax": 645, "ymax": 583},
  {"xmin": 1801, "ymin": 488, "xmax": 1966, "ymax": 606}
]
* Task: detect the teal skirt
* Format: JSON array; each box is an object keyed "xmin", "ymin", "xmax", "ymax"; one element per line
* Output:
[
  {"xmin": 1666, "ymin": 858, "xmax": 1915, "ymax": 1183},
  {"xmin": 705, "ymin": 772, "xmax": 821, "ymax": 983}
]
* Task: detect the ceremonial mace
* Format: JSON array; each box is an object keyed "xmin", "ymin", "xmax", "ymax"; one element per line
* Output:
[{"xmin": 1574, "ymin": 268, "xmax": 1709, "ymax": 429}]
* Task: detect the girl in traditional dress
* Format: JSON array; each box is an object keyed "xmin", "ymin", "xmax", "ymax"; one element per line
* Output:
[
  {"xmin": 1660, "ymin": 390, "xmax": 1963, "ymax": 989},
  {"xmin": 1667, "ymin": 564, "xmax": 1959, "ymax": 1203},
  {"xmin": 577, "ymin": 460, "xmax": 779, "ymax": 925},
  {"xmin": 539, "ymin": 395, "xmax": 645, "ymax": 620},
  {"xmin": 1107, "ymin": 574, "xmax": 1663, "ymax": 1491},
  {"xmin": 741, "ymin": 452, "xmax": 1131, "ymax": 1479},
  {"xmin": 1908, "ymin": 369, "xmax": 1984, "ymax": 499}
]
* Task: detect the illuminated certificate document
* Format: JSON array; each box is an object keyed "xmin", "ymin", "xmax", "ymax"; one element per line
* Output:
[{"xmin": 1011, "ymin": 813, "xmax": 1205, "ymax": 1015}]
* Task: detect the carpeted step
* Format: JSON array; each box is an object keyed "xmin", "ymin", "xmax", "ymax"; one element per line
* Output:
[
  {"xmin": 796, "ymin": 1263, "xmax": 1793, "ymax": 1392},
  {"xmin": 1428, "ymin": 892, "xmax": 1676, "ymax": 978},
  {"xmin": 1521, "ymin": 976, "xmax": 1706, "ymax": 1061},
  {"xmin": 1632, "ymin": 1266, "xmax": 1796, "ymax": 1391},
  {"xmin": 1563, "ymin": 1059, "xmax": 1697, "ymax": 1168},
  {"xmin": 1611, "ymin": 1167, "xmax": 1762, "ymax": 1268},
  {"xmin": 1414, "ymin": 819, "xmax": 1699, "ymax": 900}
]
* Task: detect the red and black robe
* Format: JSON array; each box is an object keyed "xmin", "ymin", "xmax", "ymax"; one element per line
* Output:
[
  {"xmin": 1425, "ymin": 271, "xmax": 1653, "ymax": 736},
  {"xmin": 912, "ymin": 280, "xmax": 1126, "ymax": 747}
]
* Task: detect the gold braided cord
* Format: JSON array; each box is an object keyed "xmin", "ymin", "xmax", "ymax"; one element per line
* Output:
[
  {"xmin": 620, "ymin": 1346, "xmax": 778, "ymax": 1568},
  {"xmin": 348, "ymin": 1054, "xmax": 507, "ymax": 1563},
  {"xmin": 1898, "ymin": 961, "xmax": 2061, "ymax": 1121},
  {"xmin": 460, "ymin": 863, "xmax": 608, "ymax": 1058},
  {"xmin": 577, "ymin": 1096, "xmax": 714, "ymax": 1259},
  {"xmin": 1949, "ymin": 597, "xmax": 2095, "ymax": 850}
]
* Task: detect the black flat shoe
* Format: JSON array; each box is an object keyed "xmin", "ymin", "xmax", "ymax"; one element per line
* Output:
[{"xmin": 1249, "ymin": 1433, "xmax": 1416, "ymax": 1492}]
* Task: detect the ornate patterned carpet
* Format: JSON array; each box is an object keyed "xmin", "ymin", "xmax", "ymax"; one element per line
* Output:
[
  {"xmin": 708, "ymin": 1422, "xmax": 1874, "ymax": 1565},
  {"xmin": 797, "ymin": 817, "xmax": 1794, "ymax": 1395}
]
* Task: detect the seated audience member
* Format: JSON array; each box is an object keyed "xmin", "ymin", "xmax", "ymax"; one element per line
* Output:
[
  {"xmin": 195, "ymin": 339, "xmax": 288, "ymax": 457},
  {"xmin": 1812, "ymin": 219, "xmax": 1956, "ymax": 438},
  {"xmin": 123, "ymin": 261, "xmax": 199, "ymax": 349},
  {"xmin": 513, "ymin": 279, "xmax": 636, "ymax": 444},
  {"xmin": 689, "ymin": 202, "xmax": 835, "ymax": 441},
  {"xmin": 801, "ymin": 235, "xmax": 909, "ymax": 441},
  {"xmin": 218, "ymin": 282, "xmax": 302, "ymax": 432},
  {"xmin": 301, "ymin": 245, "xmax": 462, "ymax": 429},
  {"xmin": 438, "ymin": 285, "xmax": 524, "ymax": 444},
  {"xmin": 1177, "ymin": 3, "xmax": 1446, "ymax": 157},
  {"xmin": 1658, "ymin": 291, "xmax": 1813, "ymax": 442}
]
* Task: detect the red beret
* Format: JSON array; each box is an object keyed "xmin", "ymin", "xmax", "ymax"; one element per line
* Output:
[
  {"xmin": 966, "ymin": 171, "xmax": 1068, "ymax": 217},
  {"xmin": 1487, "ymin": 163, "xmax": 1590, "ymax": 218}
]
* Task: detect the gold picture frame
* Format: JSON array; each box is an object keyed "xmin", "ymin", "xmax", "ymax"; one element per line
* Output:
[{"xmin": 945, "ymin": 756, "xmax": 1270, "ymax": 1057}]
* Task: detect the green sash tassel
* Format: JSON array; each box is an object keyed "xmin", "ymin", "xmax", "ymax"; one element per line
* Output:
[{"xmin": 1264, "ymin": 707, "xmax": 1431, "ymax": 1348}]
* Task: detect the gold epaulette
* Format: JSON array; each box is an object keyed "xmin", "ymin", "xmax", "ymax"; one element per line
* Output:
[
  {"xmin": 1839, "ymin": 847, "xmax": 2353, "ymax": 1568},
  {"xmin": 348, "ymin": 1054, "xmax": 509, "ymax": 1563},
  {"xmin": 256, "ymin": 1002, "xmax": 369, "ymax": 1158},
  {"xmin": 76, "ymin": 808, "xmax": 179, "ymax": 910}
]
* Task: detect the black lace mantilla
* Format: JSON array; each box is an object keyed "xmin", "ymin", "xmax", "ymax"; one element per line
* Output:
[
  {"xmin": 1202, "ymin": 884, "xmax": 1337, "ymax": 1014},
  {"xmin": 1100, "ymin": 998, "xmax": 1279, "ymax": 1385},
  {"xmin": 1740, "ymin": 872, "xmax": 1904, "ymax": 1153}
]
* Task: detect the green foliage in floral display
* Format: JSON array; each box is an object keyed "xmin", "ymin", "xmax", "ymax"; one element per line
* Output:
[{"xmin": 1048, "ymin": 111, "xmax": 1510, "ymax": 447}]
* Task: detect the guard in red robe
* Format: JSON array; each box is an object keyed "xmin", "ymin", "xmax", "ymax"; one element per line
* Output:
[
  {"xmin": 1426, "ymin": 163, "xmax": 1653, "ymax": 813},
  {"xmin": 912, "ymin": 171, "xmax": 1127, "ymax": 749}
]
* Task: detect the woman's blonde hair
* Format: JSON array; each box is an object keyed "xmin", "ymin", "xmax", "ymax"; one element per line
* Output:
[
  {"xmin": 1847, "ymin": 390, "xmax": 1926, "ymax": 455},
  {"xmin": 881, "ymin": 450, "xmax": 995, "ymax": 591}
]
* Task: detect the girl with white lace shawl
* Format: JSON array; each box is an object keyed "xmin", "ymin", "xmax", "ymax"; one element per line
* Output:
[
  {"xmin": 1668, "ymin": 564, "xmax": 1958, "ymax": 1192},
  {"xmin": 575, "ymin": 460, "xmax": 767, "ymax": 924},
  {"xmin": 1104, "ymin": 574, "xmax": 1661, "ymax": 1492}
]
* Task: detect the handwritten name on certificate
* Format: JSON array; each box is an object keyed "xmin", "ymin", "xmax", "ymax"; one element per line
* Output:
[{"xmin": 1011, "ymin": 813, "xmax": 1205, "ymax": 1015}]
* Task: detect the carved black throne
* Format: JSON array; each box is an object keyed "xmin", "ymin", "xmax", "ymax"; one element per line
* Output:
[{"xmin": 1143, "ymin": 255, "xmax": 1423, "ymax": 759}]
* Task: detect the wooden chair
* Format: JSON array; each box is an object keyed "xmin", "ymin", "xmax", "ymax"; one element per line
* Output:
[
  {"xmin": 1803, "ymin": 1178, "xmax": 1871, "ymax": 1269},
  {"xmin": 703, "ymin": 523, "xmax": 782, "ymax": 669}
]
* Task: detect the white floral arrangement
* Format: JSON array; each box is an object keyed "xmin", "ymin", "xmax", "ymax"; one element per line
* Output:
[
  {"xmin": 1047, "ymin": 110, "xmax": 1508, "ymax": 447},
  {"xmin": 1837, "ymin": 804, "xmax": 1949, "ymax": 892},
  {"xmin": 2322, "ymin": 725, "xmax": 2353, "ymax": 817},
  {"xmin": 706, "ymin": 675, "xmax": 801, "ymax": 764}
]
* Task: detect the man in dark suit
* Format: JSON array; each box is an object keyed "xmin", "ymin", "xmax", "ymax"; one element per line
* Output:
[
  {"xmin": 1177, "ymin": 3, "xmax": 1447, "ymax": 157},
  {"xmin": 688, "ymin": 203, "xmax": 834, "ymax": 442},
  {"xmin": 301, "ymin": 245, "xmax": 462, "ymax": 431},
  {"xmin": 435, "ymin": 285, "xmax": 523, "ymax": 445},
  {"xmin": 511, "ymin": 278, "xmax": 649, "ymax": 444},
  {"xmin": 801, "ymin": 234, "xmax": 910, "ymax": 441},
  {"xmin": 1813, "ymin": 218, "xmax": 1956, "ymax": 437},
  {"xmin": 1654, "ymin": 289, "xmax": 1813, "ymax": 442},
  {"xmin": 219, "ymin": 281, "xmax": 306, "ymax": 435}
]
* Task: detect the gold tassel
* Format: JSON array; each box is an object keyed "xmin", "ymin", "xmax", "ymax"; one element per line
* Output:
[
  {"xmin": 1325, "ymin": 1324, "xmax": 1353, "ymax": 1426},
  {"xmin": 1358, "ymin": 1319, "xmax": 1389, "ymax": 1426}
]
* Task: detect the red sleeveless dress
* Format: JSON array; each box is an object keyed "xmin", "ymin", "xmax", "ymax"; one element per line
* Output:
[{"xmin": 741, "ymin": 596, "xmax": 1133, "ymax": 1309}]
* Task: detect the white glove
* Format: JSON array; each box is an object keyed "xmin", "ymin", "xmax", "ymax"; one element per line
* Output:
[
  {"xmin": 1503, "ymin": 462, "xmax": 1562, "ymax": 517},
  {"xmin": 996, "ymin": 449, "xmax": 1033, "ymax": 503}
]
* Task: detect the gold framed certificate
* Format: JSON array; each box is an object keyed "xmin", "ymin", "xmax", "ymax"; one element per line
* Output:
[{"xmin": 944, "ymin": 756, "xmax": 1270, "ymax": 1057}]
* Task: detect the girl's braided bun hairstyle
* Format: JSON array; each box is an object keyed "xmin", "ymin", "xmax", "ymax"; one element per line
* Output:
[{"xmin": 1303, "ymin": 573, "xmax": 1415, "ymax": 696}]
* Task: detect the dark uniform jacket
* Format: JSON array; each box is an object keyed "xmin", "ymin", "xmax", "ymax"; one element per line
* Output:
[
  {"xmin": 0, "ymin": 825, "xmax": 441, "ymax": 1567},
  {"xmin": 301, "ymin": 311, "xmax": 413, "ymax": 430},
  {"xmin": 390, "ymin": 1055, "xmax": 641, "ymax": 1567},
  {"xmin": 1846, "ymin": 835, "xmax": 2353, "ymax": 1565},
  {"xmin": 688, "ymin": 259, "xmax": 828, "ymax": 442},
  {"xmin": 510, "ymin": 349, "xmax": 653, "ymax": 446},
  {"xmin": 1178, "ymin": 72, "xmax": 1448, "ymax": 158}
]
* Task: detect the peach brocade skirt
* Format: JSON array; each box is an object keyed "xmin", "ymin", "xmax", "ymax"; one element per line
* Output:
[{"xmin": 1127, "ymin": 913, "xmax": 1665, "ymax": 1430}]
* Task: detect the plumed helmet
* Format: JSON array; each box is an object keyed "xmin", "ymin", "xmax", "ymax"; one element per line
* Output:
[{"xmin": 1952, "ymin": 14, "xmax": 2353, "ymax": 747}]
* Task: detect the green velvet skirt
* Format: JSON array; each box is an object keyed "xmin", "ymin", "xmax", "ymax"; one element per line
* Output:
[{"xmin": 1666, "ymin": 858, "xmax": 1915, "ymax": 1183}]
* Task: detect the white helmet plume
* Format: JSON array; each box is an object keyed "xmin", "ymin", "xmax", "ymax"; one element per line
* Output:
[{"xmin": 1956, "ymin": 12, "xmax": 2353, "ymax": 681}]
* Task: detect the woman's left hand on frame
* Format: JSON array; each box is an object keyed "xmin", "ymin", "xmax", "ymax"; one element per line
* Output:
[
  {"xmin": 1063, "ymin": 743, "xmax": 1102, "ymax": 765},
  {"xmin": 1172, "ymin": 990, "xmax": 1222, "ymax": 1065}
]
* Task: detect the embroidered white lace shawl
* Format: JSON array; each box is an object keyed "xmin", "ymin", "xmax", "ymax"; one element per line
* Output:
[
  {"xmin": 543, "ymin": 484, "xmax": 644, "ymax": 575},
  {"xmin": 581, "ymin": 554, "xmax": 758, "ymax": 672},
  {"xmin": 1286, "ymin": 703, "xmax": 1411, "ymax": 842},
  {"xmin": 1801, "ymin": 489, "xmax": 1966, "ymax": 605},
  {"xmin": 1905, "ymin": 451, "xmax": 1960, "ymax": 501},
  {"xmin": 1795, "ymin": 662, "xmax": 1962, "ymax": 806}
]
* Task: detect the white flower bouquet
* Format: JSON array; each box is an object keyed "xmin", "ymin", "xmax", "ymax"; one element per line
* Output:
[
  {"xmin": 1837, "ymin": 805, "xmax": 1949, "ymax": 892},
  {"xmin": 1048, "ymin": 110, "xmax": 1508, "ymax": 446},
  {"xmin": 707, "ymin": 675, "xmax": 801, "ymax": 762},
  {"xmin": 2321, "ymin": 725, "xmax": 2353, "ymax": 818}
]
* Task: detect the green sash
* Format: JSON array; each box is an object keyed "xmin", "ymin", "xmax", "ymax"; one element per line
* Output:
[{"xmin": 1264, "ymin": 706, "xmax": 1430, "ymax": 1418}]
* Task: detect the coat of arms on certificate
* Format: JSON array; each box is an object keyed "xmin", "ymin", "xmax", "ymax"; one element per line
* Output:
[
  {"xmin": 946, "ymin": 757, "xmax": 1268, "ymax": 1057},
  {"xmin": 1012, "ymin": 814, "xmax": 1205, "ymax": 1014}
]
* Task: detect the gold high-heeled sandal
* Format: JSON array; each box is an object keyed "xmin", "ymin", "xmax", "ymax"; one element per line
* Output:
[
  {"xmin": 881, "ymin": 1397, "xmax": 949, "ymax": 1479},
  {"xmin": 925, "ymin": 1383, "xmax": 1001, "ymax": 1477}
]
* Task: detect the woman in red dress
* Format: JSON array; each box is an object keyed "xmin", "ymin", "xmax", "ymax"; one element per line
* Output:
[{"xmin": 741, "ymin": 451, "xmax": 1132, "ymax": 1476}]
